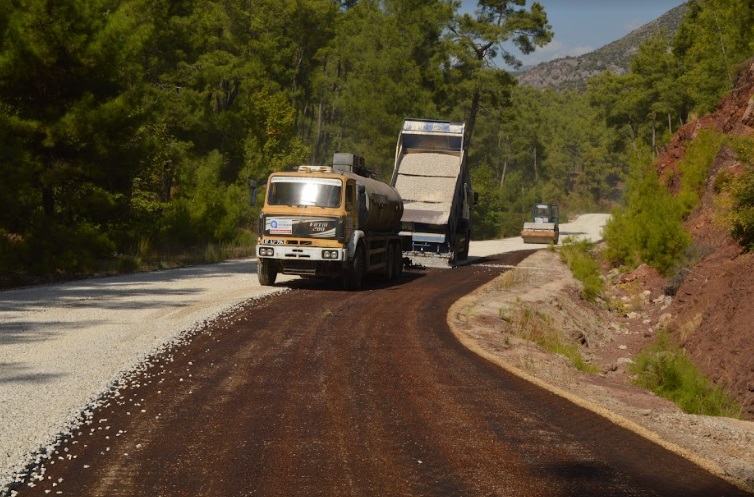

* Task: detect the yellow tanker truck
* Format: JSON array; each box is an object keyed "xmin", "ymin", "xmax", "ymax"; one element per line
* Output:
[{"xmin": 255, "ymin": 153, "xmax": 404, "ymax": 290}]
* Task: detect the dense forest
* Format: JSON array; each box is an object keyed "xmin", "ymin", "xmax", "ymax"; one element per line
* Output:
[{"xmin": 0, "ymin": 0, "xmax": 751, "ymax": 282}]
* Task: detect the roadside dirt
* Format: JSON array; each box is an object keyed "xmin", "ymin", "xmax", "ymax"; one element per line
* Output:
[
  {"xmin": 448, "ymin": 249, "xmax": 754, "ymax": 493},
  {"xmin": 655, "ymin": 56, "xmax": 754, "ymax": 422}
]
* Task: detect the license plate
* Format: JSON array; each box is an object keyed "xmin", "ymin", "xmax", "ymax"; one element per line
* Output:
[{"xmin": 263, "ymin": 239, "xmax": 284, "ymax": 245}]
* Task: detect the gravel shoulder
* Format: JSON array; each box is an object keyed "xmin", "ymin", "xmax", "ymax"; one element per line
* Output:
[
  {"xmin": 0, "ymin": 261, "xmax": 291, "ymax": 494},
  {"xmin": 448, "ymin": 248, "xmax": 754, "ymax": 493}
]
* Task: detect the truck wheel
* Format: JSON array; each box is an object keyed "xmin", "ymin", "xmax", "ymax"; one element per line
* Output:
[
  {"xmin": 258, "ymin": 258, "xmax": 277, "ymax": 286},
  {"xmin": 385, "ymin": 244, "xmax": 396, "ymax": 280},
  {"xmin": 458, "ymin": 231, "xmax": 470, "ymax": 261},
  {"xmin": 343, "ymin": 245, "xmax": 365, "ymax": 290},
  {"xmin": 392, "ymin": 242, "xmax": 403, "ymax": 279}
]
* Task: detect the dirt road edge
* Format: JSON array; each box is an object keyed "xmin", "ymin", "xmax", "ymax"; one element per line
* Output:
[{"xmin": 447, "ymin": 255, "xmax": 751, "ymax": 493}]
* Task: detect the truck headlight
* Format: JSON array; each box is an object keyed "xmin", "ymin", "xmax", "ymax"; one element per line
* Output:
[
  {"xmin": 322, "ymin": 250, "xmax": 339, "ymax": 259},
  {"xmin": 259, "ymin": 247, "xmax": 274, "ymax": 257}
]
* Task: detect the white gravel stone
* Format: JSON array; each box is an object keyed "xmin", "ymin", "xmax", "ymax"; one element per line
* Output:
[{"xmin": 0, "ymin": 259, "xmax": 291, "ymax": 495}]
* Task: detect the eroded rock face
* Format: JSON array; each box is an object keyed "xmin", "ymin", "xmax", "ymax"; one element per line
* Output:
[
  {"xmin": 667, "ymin": 247, "xmax": 754, "ymax": 420},
  {"xmin": 643, "ymin": 57, "xmax": 754, "ymax": 421},
  {"xmin": 449, "ymin": 249, "xmax": 754, "ymax": 492}
]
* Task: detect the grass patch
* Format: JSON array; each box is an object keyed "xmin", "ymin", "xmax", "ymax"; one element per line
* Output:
[
  {"xmin": 559, "ymin": 236, "xmax": 603, "ymax": 301},
  {"xmin": 630, "ymin": 330, "xmax": 742, "ymax": 418},
  {"xmin": 500, "ymin": 303, "xmax": 597, "ymax": 374},
  {"xmin": 492, "ymin": 268, "xmax": 533, "ymax": 291}
]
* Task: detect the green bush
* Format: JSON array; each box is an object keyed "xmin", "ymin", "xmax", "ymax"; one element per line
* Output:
[
  {"xmin": 22, "ymin": 218, "xmax": 116, "ymax": 275},
  {"xmin": 603, "ymin": 148, "xmax": 690, "ymax": 275},
  {"xmin": 675, "ymin": 129, "xmax": 725, "ymax": 218},
  {"xmin": 630, "ymin": 331, "xmax": 742, "ymax": 418},
  {"xmin": 664, "ymin": 241, "xmax": 715, "ymax": 296},
  {"xmin": 730, "ymin": 165, "xmax": 754, "ymax": 251},
  {"xmin": 559, "ymin": 236, "xmax": 603, "ymax": 301}
]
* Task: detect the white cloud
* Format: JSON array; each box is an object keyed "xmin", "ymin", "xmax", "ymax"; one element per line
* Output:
[{"xmin": 513, "ymin": 40, "xmax": 595, "ymax": 67}]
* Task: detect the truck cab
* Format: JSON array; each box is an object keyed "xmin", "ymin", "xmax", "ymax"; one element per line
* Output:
[{"xmin": 256, "ymin": 154, "xmax": 404, "ymax": 289}]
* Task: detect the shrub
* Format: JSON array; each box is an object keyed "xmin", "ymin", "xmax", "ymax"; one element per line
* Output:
[
  {"xmin": 664, "ymin": 241, "xmax": 715, "ymax": 296},
  {"xmin": 23, "ymin": 218, "xmax": 116, "ymax": 275},
  {"xmin": 675, "ymin": 129, "xmax": 725, "ymax": 218},
  {"xmin": 730, "ymin": 165, "xmax": 754, "ymax": 251},
  {"xmin": 630, "ymin": 331, "xmax": 742, "ymax": 418},
  {"xmin": 559, "ymin": 236, "xmax": 603, "ymax": 301},
  {"xmin": 603, "ymin": 148, "xmax": 690, "ymax": 274}
]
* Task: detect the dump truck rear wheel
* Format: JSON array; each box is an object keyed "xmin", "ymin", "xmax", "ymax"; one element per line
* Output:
[
  {"xmin": 258, "ymin": 258, "xmax": 277, "ymax": 286},
  {"xmin": 458, "ymin": 231, "xmax": 470, "ymax": 260}
]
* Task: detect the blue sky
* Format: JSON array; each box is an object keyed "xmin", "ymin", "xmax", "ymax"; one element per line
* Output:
[{"xmin": 461, "ymin": 0, "xmax": 687, "ymax": 67}]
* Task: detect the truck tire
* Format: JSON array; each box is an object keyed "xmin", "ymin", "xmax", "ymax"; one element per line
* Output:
[
  {"xmin": 343, "ymin": 244, "xmax": 365, "ymax": 290},
  {"xmin": 458, "ymin": 231, "xmax": 470, "ymax": 261},
  {"xmin": 393, "ymin": 242, "xmax": 403, "ymax": 279},
  {"xmin": 258, "ymin": 258, "xmax": 277, "ymax": 286},
  {"xmin": 385, "ymin": 244, "xmax": 396, "ymax": 280}
]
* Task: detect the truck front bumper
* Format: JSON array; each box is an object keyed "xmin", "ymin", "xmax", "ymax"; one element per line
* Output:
[{"xmin": 257, "ymin": 245, "xmax": 346, "ymax": 262}]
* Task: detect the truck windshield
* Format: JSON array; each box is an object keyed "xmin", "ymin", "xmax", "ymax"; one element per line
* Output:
[{"xmin": 268, "ymin": 177, "xmax": 342, "ymax": 208}]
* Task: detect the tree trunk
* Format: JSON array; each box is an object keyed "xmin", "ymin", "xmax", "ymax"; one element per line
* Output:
[
  {"xmin": 465, "ymin": 88, "xmax": 480, "ymax": 152},
  {"xmin": 312, "ymin": 100, "xmax": 324, "ymax": 165},
  {"xmin": 499, "ymin": 133, "xmax": 508, "ymax": 187},
  {"xmin": 651, "ymin": 115, "xmax": 657, "ymax": 156},
  {"xmin": 712, "ymin": 9, "xmax": 733, "ymax": 86},
  {"xmin": 41, "ymin": 157, "xmax": 55, "ymax": 218}
]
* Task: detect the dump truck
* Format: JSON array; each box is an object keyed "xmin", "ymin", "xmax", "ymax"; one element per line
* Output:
[
  {"xmin": 255, "ymin": 153, "xmax": 404, "ymax": 290},
  {"xmin": 391, "ymin": 118, "xmax": 474, "ymax": 265},
  {"xmin": 521, "ymin": 203, "xmax": 560, "ymax": 244}
]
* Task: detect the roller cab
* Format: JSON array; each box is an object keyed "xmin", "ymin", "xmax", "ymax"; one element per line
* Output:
[{"xmin": 521, "ymin": 204, "xmax": 560, "ymax": 245}]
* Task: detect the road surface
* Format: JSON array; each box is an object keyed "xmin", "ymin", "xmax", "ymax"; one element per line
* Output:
[
  {"xmin": 9, "ymin": 214, "xmax": 745, "ymax": 496},
  {"xmin": 1, "ymin": 214, "xmax": 749, "ymax": 495}
]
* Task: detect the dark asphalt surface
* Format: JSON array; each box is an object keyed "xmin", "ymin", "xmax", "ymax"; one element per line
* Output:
[{"xmin": 11, "ymin": 252, "xmax": 751, "ymax": 497}]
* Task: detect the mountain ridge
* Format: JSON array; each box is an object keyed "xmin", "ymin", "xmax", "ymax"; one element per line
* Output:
[{"xmin": 515, "ymin": 3, "xmax": 689, "ymax": 92}]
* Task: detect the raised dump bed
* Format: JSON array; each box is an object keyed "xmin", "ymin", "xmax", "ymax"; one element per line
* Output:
[{"xmin": 391, "ymin": 119, "xmax": 473, "ymax": 264}]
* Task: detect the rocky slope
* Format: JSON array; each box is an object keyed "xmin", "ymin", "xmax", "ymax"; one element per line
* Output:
[
  {"xmin": 448, "ymin": 57, "xmax": 754, "ymax": 493},
  {"xmin": 515, "ymin": 3, "xmax": 688, "ymax": 92},
  {"xmin": 652, "ymin": 57, "xmax": 754, "ymax": 421},
  {"xmin": 449, "ymin": 249, "xmax": 754, "ymax": 493}
]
